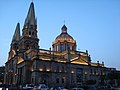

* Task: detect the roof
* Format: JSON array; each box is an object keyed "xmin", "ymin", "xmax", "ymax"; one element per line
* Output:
[
  {"xmin": 12, "ymin": 23, "xmax": 21, "ymax": 43},
  {"xmin": 53, "ymin": 25, "xmax": 76, "ymax": 44},
  {"xmin": 24, "ymin": 2, "xmax": 36, "ymax": 26}
]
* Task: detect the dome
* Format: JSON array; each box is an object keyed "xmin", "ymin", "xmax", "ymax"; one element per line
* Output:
[
  {"xmin": 53, "ymin": 25, "xmax": 76, "ymax": 44},
  {"xmin": 56, "ymin": 32, "xmax": 74, "ymax": 40}
]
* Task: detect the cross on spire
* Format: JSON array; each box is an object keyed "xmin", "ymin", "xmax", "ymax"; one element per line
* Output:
[{"xmin": 64, "ymin": 20, "xmax": 65, "ymax": 25}]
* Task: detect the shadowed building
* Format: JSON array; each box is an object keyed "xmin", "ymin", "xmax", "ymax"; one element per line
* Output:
[
  {"xmin": 4, "ymin": 2, "xmax": 115, "ymax": 88},
  {"xmin": 0, "ymin": 66, "xmax": 5, "ymax": 84}
]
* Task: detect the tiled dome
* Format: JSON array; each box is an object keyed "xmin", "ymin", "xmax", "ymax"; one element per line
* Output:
[{"xmin": 54, "ymin": 25, "xmax": 75, "ymax": 44}]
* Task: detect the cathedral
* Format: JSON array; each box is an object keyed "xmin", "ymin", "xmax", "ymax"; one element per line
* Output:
[{"xmin": 4, "ymin": 2, "xmax": 113, "ymax": 88}]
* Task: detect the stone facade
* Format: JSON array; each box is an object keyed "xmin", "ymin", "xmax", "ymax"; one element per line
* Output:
[{"xmin": 4, "ymin": 2, "xmax": 115, "ymax": 88}]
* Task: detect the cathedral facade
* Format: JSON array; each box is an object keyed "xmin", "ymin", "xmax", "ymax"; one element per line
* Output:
[{"xmin": 4, "ymin": 2, "xmax": 113, "ymax": 88}]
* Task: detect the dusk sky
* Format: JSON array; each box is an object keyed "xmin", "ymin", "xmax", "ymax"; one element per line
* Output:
[{"xmin": 0, "ymin": 0, "xmax": 120, "ymax": 70}]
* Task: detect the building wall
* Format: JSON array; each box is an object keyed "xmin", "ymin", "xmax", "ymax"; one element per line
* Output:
[{"xmin": 4, "ymin": 2, "xmax": 117, "ymax": 88}]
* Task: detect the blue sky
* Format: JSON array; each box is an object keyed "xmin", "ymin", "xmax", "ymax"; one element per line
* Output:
[{"xmin": 0, "ymin": 0, "xmax": 120, "ymax": 70}]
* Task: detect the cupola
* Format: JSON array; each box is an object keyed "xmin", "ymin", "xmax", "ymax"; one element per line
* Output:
[{"xmin": 52, "ymin": 25, "xmax": 76, "ymax": 52}]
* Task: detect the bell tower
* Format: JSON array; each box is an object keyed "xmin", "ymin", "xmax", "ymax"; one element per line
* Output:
[
  {"xmin": 8, "ymin": 23, "xmax": 21, "ymax": 60},
  {"xmin": 19, "ymin": 2, "xmax": 39, "ymax": 50}
]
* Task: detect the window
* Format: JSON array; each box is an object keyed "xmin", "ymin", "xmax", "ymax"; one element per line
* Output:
[
  {"xmin": 43, "ymin": 65, "xmax": 46, "ymax": 71},
  {"xmin": 90, "ymin": 69, "xmax": 92, "ymax": 75},
  {"xmin": 70, "ymin": 46, "xmax": 72, "ymax": 50},
  {"xmin": 26, "ymin": 44, "xmax": 30, "ymax": 49},
  {"xmin": 56, "ymin": 45, "xmax": 58, "ymax": 51},
  {"xmin": 62, "ymin": 77, "xmax": 64, "ymax": 83},
  {"xmin": 62, "ymin": 66, "xmax": 64, "ymax": 72},
  {"xmin": 65, "ymin": 43, "xmax": 67, "ymax": 50},
  {"xmin": 56, "ymin": 66, "xmax": 59, "ymax": 72},
  {"xmin": 32, "ymin": 32, "xmax": 34, "ymax": 36},
  {"xmin": 31, "ymin": 78, "xmax": 34, "ymax": 83},
  {"xmin": 94, "ymin": 70, "xmax": 96, "ymax": 75},
  {"xmin": 72, "ymin": 46, "xmax": 74, "ymax": 50},
  {"xmin": 56, "ymin": 78, "xmax": 59, "ymax": 83},
  {"xmin": 60, "ymin": 44, "xmax": 64, "ymax": 51},
  {"xmin": 29, "ymin": 31, "xmax": 31, "ymax": 35}
]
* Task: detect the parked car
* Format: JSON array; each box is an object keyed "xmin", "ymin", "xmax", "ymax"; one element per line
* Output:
[
  {"xmin": 87, "ymin": 85, "xmax": 96, "ymax": 90},
  {"xmin": 50, "ymin": 87, "xmax": 57, "ymax": 90},
  {"xmin": 72, "ymin": 88, "xmax": 84, "ymax": 90},
  {"xmin": 111, "ymin": 87, "xmax": 120, "ymax": 90},
  {"xmin": 23, "ymin": 84, "xmax": 34, "ymax": 90},
  {"xmin": 79, "ymin": 85, "xmax": 96, "ymax": 90},
  {"xmin": 57, "ymin": 87, "xmax": 64, "ymax": 90},
  {"xmin": 37, "ymin": 84, "xmax": 49, "ymax": 90}
]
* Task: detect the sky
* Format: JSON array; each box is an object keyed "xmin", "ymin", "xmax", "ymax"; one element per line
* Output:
[{"xmin": 0, "ymin": 0, "xmax": 120, "ymax": 70}]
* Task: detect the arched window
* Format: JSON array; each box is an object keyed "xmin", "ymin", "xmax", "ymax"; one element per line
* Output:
[
  {"xmin": 62, "ymin": 77, "xmax": 64, "ymax": 83},
  {"xmin": 56, "ymin": 45, "xmax": 58, "ymax": 51},
  {"xmin": 70, "ymin": 46, "xmax": 72, "ymax": 50},
  {"xmin": 56, "ymin": 66, "xmax": 59, "ymax": 72},
  {"xmin": 60, "ymin": 44, "xmax": 64, "ymax": 51},
  {"xmin": 32, "ymin": 32, "xmax": 34, "ymax": 36},
  {"xmin": 31, "ymin": 78, "xmax": 34, "ymax": 83},
  {"xmin": 43, "ymin": 65, "xmax": 46, "ymax": 71},
  {"xmin": 24, "ymin": 41, "xmax": 30, "ymax": 49},
  {"xmin": 56, "ymin": 78, "xmax": 59, "ymax": 83},
  {"xmin": 65, "ymin": 43, "xmax": 67, "ymax": 50},
  {"xmin": 29, "ymin": 31, "xmax": 31, "ymax": 35},
  {"xmin": 72, "ymin": 46, "xmax": 74, "ymax": 50},
  {"xmin": 94, "ymin": 70, "xmax": 96, "ymax": 75},
  {"xmin": 90, "ymin": 69, "xmax": 92, "ymax": 75},
  {"xmin": 62, "ymin": 66, "xmax": 64, "ymax": 72}
]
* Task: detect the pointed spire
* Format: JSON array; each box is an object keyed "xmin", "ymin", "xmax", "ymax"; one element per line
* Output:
[
  {"xmin": 61, "ymin": 24, "xmax": 67, "ymax": 33},
  {"xmin": 12, "ymin": 23, "xmax": 21, "ymax": 42},
  {"xmin": 24, "ymin": 2, "xmax": 36, "ymax": 27}
]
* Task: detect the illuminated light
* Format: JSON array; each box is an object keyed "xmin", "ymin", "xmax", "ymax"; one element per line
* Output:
[
  {"xmin": 70, "ymin": 51, "xmax": 75, "ymax": 54},
  {"xmin": 71, "ymin": 71, "xmax": 74, "ymax": 73},
  {"xmin": 53, "ymin": 38, "xmax": 76, "ymax": 44},
  {"xmin": 29, "ymin": 35, "xmax": 31, "ymax": 37},
  {"xmin": 71, "ymin": 57, "xmax": 79, "ymax": 61},
  {"xmin": 52, "ymin": 51, "xmax": 67, "ymax": 56},
  {"xmin": 12, "ymin": 49, "xmax": 16, "ymax": 57},
  {"xmin": 102, "ymin": 72, "xmax": 105, "ymax": 75},
  {"xmin": 17, "ymin": 57, "xmax": 24, "ymax": 64},
  {"xmin": 8, "ymin": 49, "xmax": 16, "ymax": 60},
  {"xmin": 31, "ymin": 68, "xmax": 33, "ymax": 72},
  {"xmin": 96, "ymin": 73, "xmax": 98, "ymax": 75},
  {"xmin": 57, "ymin": 60, "xmax": 66, "ymax": 63},
  {"xmin": 91, "ymin": 63, "xmax": 104, "ymax": 67},
  {"xmin": 59, "ymin": 70, "xmax": 62, "ymax": 72},
  {"xmin": 80, "ymin": 53, "xmax": 87, "ymax": 56},
  {"xmin": 85, "ymin": 72, "xmax": 88, "ymax": 75},
  {"xmin": 26, "ymin": 49, "xmax": 32, "ymax": 54},
  {"xmin": 100, "ymin": 64, "xmax": 104, "ymax": 67},
  {"xmin": 46, "ymin": 69, "xmax": 50, "ymax": 71},
  {"xmin": 39, "ymin": 68, "xmax": 43, "ymax": 71},
  {"xmin": 91, "ymin": 63, "xmax": 98, "ymax": 67},
  {"xmin": 71, "ymin": 61, "xmax": 88, "ymax": 65},
  {"xmin": 40, "ymin": 57, "xmax": 51, "ymax": 61}
]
